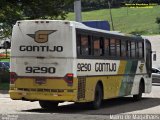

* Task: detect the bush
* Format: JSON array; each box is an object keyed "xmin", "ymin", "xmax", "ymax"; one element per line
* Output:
[
  {"xmin": 156, "ymin": 17, "xmax": 160, "ymax": 24},
  {"xmin": 0, "ymin": 71, "xmax": 10, "ymax": 83},
  {"xmin": 156, "ymin": 17, "xmax": 160, "ymax": 33}
]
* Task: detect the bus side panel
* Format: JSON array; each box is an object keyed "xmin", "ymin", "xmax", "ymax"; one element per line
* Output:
[
  {"xmin": 76, "ymin": 59, "xmax": 150, "ymax": 102},
  {"xmin": 130, "ymin": 61, "xmax": 152, "ymax": 95},
  {"xmin": 76, "ymin": 59, "xmax": 126, "ymax": 102},
  {"xmin": 118, "ymin": 60, "xmax": 138, "ymax": 96}
]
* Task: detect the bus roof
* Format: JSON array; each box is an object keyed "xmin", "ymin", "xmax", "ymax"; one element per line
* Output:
[
  {"xmin": 16, "ymin": 20, "xmax": 144, "ymax": 41},
  {"xmin": 72, "ymin": 21, "xmax": 144, "ymax": 41}
]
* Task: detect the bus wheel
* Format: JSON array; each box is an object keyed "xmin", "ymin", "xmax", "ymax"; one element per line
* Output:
[
  {"xmin": 39, "ymin": 101, "xmax": 58, "ymax": 109},
  {"xmin": 133, "ymin": 81, "xmax": 144, "ymax": 101},
  {"xmin": 89, "ymin": 83, "xmax": 103, "ymax": 109}
]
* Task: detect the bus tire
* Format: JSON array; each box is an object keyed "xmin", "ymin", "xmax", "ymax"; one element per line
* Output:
[
  {"xmin": 89, "ymin": 83, "xmax": 103, "ymax": 109},
  {"xmin": 39, "ymin": 101, "xmax": 58, "ymax": 109},
  {"xmin": 133, "ymin": 81, "xmax": 144, "ymax": 101}
]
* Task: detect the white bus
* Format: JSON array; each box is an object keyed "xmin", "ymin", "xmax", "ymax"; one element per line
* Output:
[{"xmin": 10, "ymin": 20, "xmax": 152, "ymax": 109}]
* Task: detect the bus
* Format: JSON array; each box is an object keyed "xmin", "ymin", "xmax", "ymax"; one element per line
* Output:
[{"xmin": 9, "ymin": 20, "xmax": 152, "ymax": 109}]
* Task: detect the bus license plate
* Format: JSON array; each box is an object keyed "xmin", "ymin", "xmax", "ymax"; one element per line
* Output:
[{"xmin": 35, "ymin": 78, "xmax": 46, "ymax": 85}]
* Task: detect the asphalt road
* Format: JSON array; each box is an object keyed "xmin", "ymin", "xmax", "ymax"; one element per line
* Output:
[{"xmin": 0, "ymin": 84, "xmax": 160, "ymax": 120}]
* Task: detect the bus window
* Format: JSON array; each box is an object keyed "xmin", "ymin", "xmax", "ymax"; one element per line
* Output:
[
  {"xmin": 104, "ymin": 38, "xmax": 110, "ymax": 56},
  {"xmin": 138, "ymin": 42, "xmax": 144, "ymax": 58},
  {"xmin": 116, "ymin": 40, "xmax": 121, "ymax": 57},
  {"xmin": 146, "ymin": 40, "xmax": 152, "ymax": 77},
  {"xmin": 93, "ymin": 37, "xmax": 101, "ymax": 56},
  {"xmin": 131, "ymin": 41, "xmax": 136, "ymax": 58},
  {"xmin": 136, "ymin": 42, "xmax": 139, "ymax": 58},
  {"xmin": 80, "ymin": 35, "xmax": 90, "ymax": 56},
  {"xmin": 77, "ymin": 34, "xmax": 81, "ymax": 56},
  {"xmin": 110, "ymin": 38, "xmax": 116, "ymax": 56},
  {"xmin": 127, "ymin": 41, "xmax": 131, "ymax": 58},
  {"xmin": 121, "ymin": 40, "xmax": 127, "ymax": 57}
]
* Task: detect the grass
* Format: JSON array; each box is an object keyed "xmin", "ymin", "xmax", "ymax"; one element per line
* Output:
[
  {"xmin": 66, "ymin": 5, "xmax": 160, "ymax": 35},
  {"xmin": 0, "ymin": 58, "xmax": 10, "ymax": 62}
]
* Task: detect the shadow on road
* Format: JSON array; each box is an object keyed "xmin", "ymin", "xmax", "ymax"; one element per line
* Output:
[{"xmin": 22, "ymin": 97, "xmax": 160, "ymax": 115}]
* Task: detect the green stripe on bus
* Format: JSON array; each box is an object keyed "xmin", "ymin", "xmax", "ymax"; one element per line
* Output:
[{"xmin": 119, "ymin": 60, "xmax": 138, "ymax": 96}]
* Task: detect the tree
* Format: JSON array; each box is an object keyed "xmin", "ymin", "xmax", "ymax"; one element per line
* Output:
[
  {"xmin": 156, "ymin": 17, "xmax": 160, "ymax": 32},
  {"xmin": 0, "ymin": 0, "xmax": 74, "ymax": 38},
  {"xmin": 0, "ymin": 1, "xmax": 22, "ymax": 38}
]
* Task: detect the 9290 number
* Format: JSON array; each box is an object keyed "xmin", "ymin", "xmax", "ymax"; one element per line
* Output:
[
  {"xmin": 77, "ymin": 63, "xmax": 91, "ymax": 72},
  {"xmin": 26, "ymin": 67, "xmax": 56, "ymax": 73}
]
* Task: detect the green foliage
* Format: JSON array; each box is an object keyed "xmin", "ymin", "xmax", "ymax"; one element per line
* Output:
[
  {"xmin": 21, "ymin": 0, "xmax": 74, "ymax": 19},
  {"xmin": 67, "ymin": 5, "xmax": 160, "ymax": 35},
  {"xmin": 79, "ymin": 0, "xmax": 160, "ymax": 11},
  {"xmin": 0, "ymin": 1, "xmax": 22, "ymax": 38},
  {"xmin": 0, "ymin": 83, "xmax": 9, "ymax": 90},
  {"xmin": 156, "ymin": 17, "xmax": 160, "ymax": 24},
  {"xmin": 0, "ymin": 0, "xmax": 74, "ymax": 38},
  {"xmin": 156, "ymin": 17, "xmax": 160, "ymax": 33}
]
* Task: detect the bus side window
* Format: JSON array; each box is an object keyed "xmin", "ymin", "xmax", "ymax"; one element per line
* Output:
[
  {"xmin": 93, "ymin": 37, "xmax": 101, "ymax": 56},
  {"xmin": 77, "ymin": 34, "xmax": 81, "ymax": 56},
  {"xmin": 104, "ymin": 38, "xmax": 110, "ymax": 56},
  {"xmin": 138, "ymin": 42, "xmax": 144, "ymax": 58},
  {"xmin": 100, "ymin": 37, "xmax": 104, "ymax": 56},
  {"xmin": 127, "ymin": 41, "xmax": 131, "ymax": 58},
  {"xmin": 136, "ymin": 42, "xmax": 139, "ymax": 58},
  {"xmin": 80, "ymin": 35, "xmax": 91, "ymax": 56},
  {"xmin": 121, "ymin": 40, "xmax": 127, "ymax": 58},
  {"xmin": 116, "ymin": 39, "xmax": 121, "ymax": 57},
  {"xmin": 131, "ymin": 41, "xmax": 136, "ymax": 58},
  {"xmin": 110, "ymin": 38, "xmax": 116, "ymax": 56}
]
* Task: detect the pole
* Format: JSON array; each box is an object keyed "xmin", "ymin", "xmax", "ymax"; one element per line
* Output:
[
  {"xmin": 108, "ymin": 0, "xmax": 114, "ymax": 30},
  {"xmin": 74, "ymin": 0, "xmax": 82, "ymax": 22}
]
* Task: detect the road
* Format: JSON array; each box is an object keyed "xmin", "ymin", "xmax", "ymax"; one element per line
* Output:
[{"xmin": 0, "ymin": 84, "xmax": 160, "ymax": 120}]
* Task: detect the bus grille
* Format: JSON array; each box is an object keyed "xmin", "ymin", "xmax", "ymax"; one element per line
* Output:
[{"xmin": 77, "ymin": 77, "xmax": 86, "ymax": 100}]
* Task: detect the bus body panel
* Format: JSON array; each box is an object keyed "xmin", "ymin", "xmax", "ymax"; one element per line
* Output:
[
  {"xmin": 10, "ymin": 20, "xmax": 78, "ymax": 101},
  {"xmin": 76, "ymin": 59, "xmax": 151, "ymax": 101},
  {"xmin": 11, "ymin": 58, "xmax": 74, "ymax": 78},
  {"xmin": 10, "ymin": 77, "xmax": 78, "ymax": 101},
  {"xmin": 11, "ymin": 20, "xmax": 74, "ymax": 58}
]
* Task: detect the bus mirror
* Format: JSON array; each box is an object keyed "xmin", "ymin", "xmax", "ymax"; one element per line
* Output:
[{"xmin": 153, "ymin": 53, "xmax": 156, "ymax": 61}]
